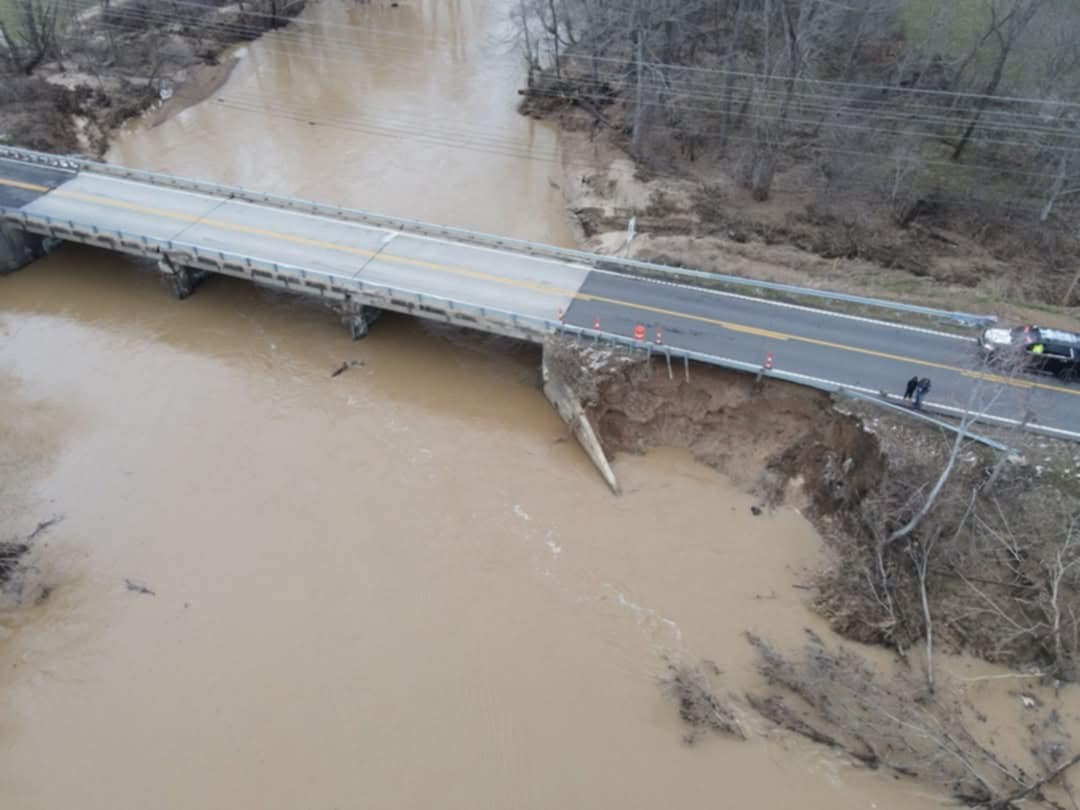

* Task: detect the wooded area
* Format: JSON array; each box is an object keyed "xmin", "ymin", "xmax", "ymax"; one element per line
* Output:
[{"xmin": 516, "ymin": 0, "xmax": 1080, "ymax": 243}]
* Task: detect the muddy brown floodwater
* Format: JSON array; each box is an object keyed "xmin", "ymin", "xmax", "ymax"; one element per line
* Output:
[{"xmin": 3, "ymin": 1, "xmax": 952, "ymax": 808}]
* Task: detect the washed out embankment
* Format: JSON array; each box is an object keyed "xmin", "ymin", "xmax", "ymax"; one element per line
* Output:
[
  {"xmin": 543, "ymin": 339, "xmax": 885, "ymax": 513},
  {"xmin": 547, "ymin": 339, "xmax": 1080, "ymax": 683},
  {"xmin": 548, "ymin": 339, "xmax": 1080, "ymax": 804}
]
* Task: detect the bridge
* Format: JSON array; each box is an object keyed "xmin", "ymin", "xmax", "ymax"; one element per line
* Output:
[{"xmin": 2, "ymin": 145, "xmax": 1079, "ymax": 445}]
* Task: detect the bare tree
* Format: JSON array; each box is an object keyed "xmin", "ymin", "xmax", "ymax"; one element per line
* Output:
[
  {"xmin": 949, "ymin": 0, "xmax": 1050, "ymax": 162},
  {"xmin": 0, "ymin": 0, "xmax": 62, "ymax": 75}
]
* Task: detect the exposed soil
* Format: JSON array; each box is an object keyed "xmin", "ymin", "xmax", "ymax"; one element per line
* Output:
[
  {"xmin": 545, "ymin": 340, "xmax": 886, "ymax": 516},
  {"xmin": 549, "ymin": 340, "xmax": 1080, "ymax": 678}
]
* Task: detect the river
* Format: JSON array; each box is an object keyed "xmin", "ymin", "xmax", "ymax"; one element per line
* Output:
[{"xmin": 1, "ymin": 1, "xmax": 950, "ymax": 807}]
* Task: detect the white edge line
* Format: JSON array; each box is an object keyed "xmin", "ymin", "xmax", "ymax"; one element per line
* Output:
[{"xmin": 774, "ymin": 366, "xmax": 1080, "ymax": 442}]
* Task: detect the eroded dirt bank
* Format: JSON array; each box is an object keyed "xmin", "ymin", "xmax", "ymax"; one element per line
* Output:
[
  {"xmin": 545, "ymin": 340, "xmax": 885, "ymax": 512},
  {"xmin": 554, "ymin": 337, "xmax": 1080, "ymax": 668},
  {"xmin": 547, "ymin": 338, "xmax": 1080, "ymax": 805}
]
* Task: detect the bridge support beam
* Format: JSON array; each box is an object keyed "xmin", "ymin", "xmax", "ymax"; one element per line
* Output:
[
  {"xmin": 158, "ymin": 257, "xmax": 206, "ymax": 300},
  {"xmin": 0, "ymin": 222, "xmax": 46, "ymax": 275},
  {"xmin": 339, "ymin": 301, "xmax": 382, "ymax": 340}
]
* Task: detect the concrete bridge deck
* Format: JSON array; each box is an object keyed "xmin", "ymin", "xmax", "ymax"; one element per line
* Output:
[{"xmin": 2, "ymin": 149, "xmax": 1079, "ymax": 442}]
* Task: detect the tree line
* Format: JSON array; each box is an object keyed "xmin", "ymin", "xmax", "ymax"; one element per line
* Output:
[{"xmin": 516, "ymin": 0, "xmax": 1080, "ymax": 228}]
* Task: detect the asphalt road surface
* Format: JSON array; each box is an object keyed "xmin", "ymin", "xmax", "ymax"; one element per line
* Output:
[{"xmin": 1, "ymin": 156, "xmax": 1077, "ymax": 439}]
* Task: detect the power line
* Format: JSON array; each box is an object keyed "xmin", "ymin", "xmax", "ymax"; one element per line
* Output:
[
  {"xmin": 211, "ymin": 91, "xmax": 1080, "ymax": 193},
  {"xmin": 65, "ymin": 0, "xmax": 1080, "ymax": 155},
  {"xmin": 45, "ymin": 0, "xmax": 1080, "ymax": 207},
  {"xmin": 81, "ymin": 0, "xmax": 451, "ymax": 42},
  {"xmin": 523, "ymin": 87, "xmax": 1080, "ymax": 154},
  {"xmin": 553, "ymin": 69, "xmax": 1080, "ymax": 132},
  {"xmin": 58, "ymin": 0, "xmax": 1080, "ymax": 112},
  {"xmin": 58, "ymin": 0, "xmax": 435, "ymax": 59},
  {"xmin": 63, "ymin": 0, "xmax": 1080, "ymax": 150}
]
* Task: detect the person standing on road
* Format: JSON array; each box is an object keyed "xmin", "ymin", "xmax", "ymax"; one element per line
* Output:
[
  {"xmin": 913, "ymin": 377, "xmax": 931, "ymax": 410},
  {"xmin": 904, "ymin": 376, "xmax": 919, "ymax": 401}
]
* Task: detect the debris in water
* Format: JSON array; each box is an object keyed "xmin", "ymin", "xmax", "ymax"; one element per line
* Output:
[
  {"xmin": 751, "ymin": 505, "xmax": 763, "ymax": 516},
  {"xmin": 660, "ymin": 661, "xmax": 744, "ymax": 744},
  {"xmin": 331, "ymin": 360, "xmax": 364, "ymax": 378},
  {"xmin": 125, "ymin": 579, "xmax": 156, "ymax": 596},
  {"xmin": 513, "ymin": 504, "xmax": 530, "ymax": 521},
  {"xmin": 26, "ymin": 516, "xmax": 62, "ymax": 542},
  {"xmin": 1, "ymin": 516, "xmax": 63, "ymax": 588},
  {"xmin": 0, "ymin": 543, "xmax": 29, "ymax": 583}
]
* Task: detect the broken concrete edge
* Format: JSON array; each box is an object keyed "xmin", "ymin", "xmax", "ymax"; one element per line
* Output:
[
  {"xmin": 542, "ymin": 342, "xmax": 622, "ymax": 495},
  {"xmin": 0, "ymin": 222, "xmax": 47, "ymax": 275}
]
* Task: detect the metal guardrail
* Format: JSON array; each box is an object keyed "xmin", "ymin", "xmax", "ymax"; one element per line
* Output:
[
  {"xmin": 0, "ymin": 144, "xmax": 999, "ymax": 328},
  {"xmin": 839, "ymin": 389, "xmax": 1012, "ymax": 453},
  {"xmin": 2, "ymin": 206, "xmax": 1051, "ymax": 453}
]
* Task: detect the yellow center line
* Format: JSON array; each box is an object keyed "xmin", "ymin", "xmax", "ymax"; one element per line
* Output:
[
  {"xmin": 1, "ymin": 177, "xmax": 50, "ymax": 193},
  {"xmin": 4, "ymin": 173, "xmax": 1078, "ymax": 399}
]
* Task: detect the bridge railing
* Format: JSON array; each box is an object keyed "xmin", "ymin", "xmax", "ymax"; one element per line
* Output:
[
  {"xmin": 3, "ymin": 205, "xmax": 1057, "ymax": 449},
  {"xmin": 0, "ymin": 144, "xmax": 999, "ymax": 328}
]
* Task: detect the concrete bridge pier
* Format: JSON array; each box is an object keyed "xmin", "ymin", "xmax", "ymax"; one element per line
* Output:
[
  {"xmin": 339, "ymin": 300, "xmax": 382, "ymax": 340},
  {"xmin": 158, "ymin": 257, "xmax": 206, "ymax": 300},
  {"xmin": 0, "ymin": 222, "xmax": 46, "ymax": 275}
]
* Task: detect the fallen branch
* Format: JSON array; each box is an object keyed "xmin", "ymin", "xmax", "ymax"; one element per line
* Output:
[{"xmin": 989, "ymin": 752, "xmax": 1080, "ymax": 809}]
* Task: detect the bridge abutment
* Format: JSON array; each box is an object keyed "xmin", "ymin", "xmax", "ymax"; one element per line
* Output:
[{"xmin": 0, "ymin": 222, "xmax": 46, "ymax": 275}]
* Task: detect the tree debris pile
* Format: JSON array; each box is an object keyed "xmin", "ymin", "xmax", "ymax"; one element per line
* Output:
[
  {"xmin": 0, "ymin": 541, "xmax": 29, "ymax": 586},
  {"xmin": 0, "ymin": 517, "xmax": 59, "ymax": 605},
  {"xmin": 659, "ymin": 660, "xmax": 744, "ymax": 745},
  {"xmin": 747, "ymin": 631, "xmax": 1080, "ymax": 808},
  {"xmin": 816, "ymin": 421, "xmax": 1080, "ymax": 682}
]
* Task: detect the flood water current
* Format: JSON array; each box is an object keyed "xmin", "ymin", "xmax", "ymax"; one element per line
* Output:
[{"xmin": 1, "ymin": 1, "xmax": 955, "ymax": 807}]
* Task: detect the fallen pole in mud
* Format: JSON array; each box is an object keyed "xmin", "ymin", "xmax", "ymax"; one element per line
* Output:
[{"xmin": 541, "ymin": 344, "xmax": 621, "ymax": 495}]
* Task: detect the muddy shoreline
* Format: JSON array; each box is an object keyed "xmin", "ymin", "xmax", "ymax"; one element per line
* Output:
[{"xmin": 0, "ymin": 1, "xmax": 305, "ymax": 156}]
